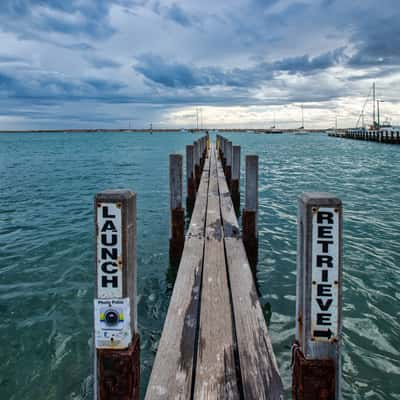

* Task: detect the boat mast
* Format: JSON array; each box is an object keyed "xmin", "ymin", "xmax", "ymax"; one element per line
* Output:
[
  {"xmin": 301, "ymin": 104, "xmax": 304, "ymax": 129},
  {"xmin": 372, "ymin": 82, "xmax": 376, "ymax": 127}
]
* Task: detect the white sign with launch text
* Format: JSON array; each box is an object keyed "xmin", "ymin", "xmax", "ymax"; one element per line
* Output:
[{"xmin": 97, "ymin": 202, "xmax": 123, "ymax": 298}]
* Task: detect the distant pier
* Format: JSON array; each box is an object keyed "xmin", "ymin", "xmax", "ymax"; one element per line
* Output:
[{"xmin": 329, "ymin": 128, "xmax": 400, "ymax": 144}]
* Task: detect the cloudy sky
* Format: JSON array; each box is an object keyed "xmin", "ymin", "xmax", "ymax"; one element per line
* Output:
[{"xmin": 0, "ymin": 0, "xmax": 399, "ymax": 130}]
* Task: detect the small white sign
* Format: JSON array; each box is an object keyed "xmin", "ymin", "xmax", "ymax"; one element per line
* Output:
[
  {"xmin": 97, "ymin": 202, "xmax": 123, "ymax": 298},
  {"xmin": 94, "ymin": 298, "xmax": 131, "ymax": 349},
  {"xmin": 311, "ymin": 207, "xmax": 339, "ymax": 342}
]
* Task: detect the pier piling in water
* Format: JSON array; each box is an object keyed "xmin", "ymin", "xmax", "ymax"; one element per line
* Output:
[
  {"xmin": 194, "ymin": 140, "xmax": 201, "ymax": 189},
  {"xmin": 94, "ymin": 190, "xmax": 140, "ymax": 400},
  {"xmin": 169, "ymin": 154, "xmax": 185, "ymax": 263},
  {"xmin": 292, "ymin": 192, "xmax": 343, "ymax": 400},
  {"xmin": 242, "ymin": 155, "xmax": 259, "ymax": 269},
  {"xmin": 231, "ymin": 145, "xmax": 241, "ymax": 213},
  {"xmin": 186, "ymin": 144, "xmax": 196, "ymax": 212},
  {"xmin": 225, "ymin": 141, "xmax": 233, "ymax": 189}
]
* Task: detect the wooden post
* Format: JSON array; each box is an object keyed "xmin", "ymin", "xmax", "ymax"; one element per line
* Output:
[
  {"xmin": 199, "ymin": 138, "xmax": 203, "ymax": 168},
  {"xmin": 220, "ymin": 137, "xmax": 226, "ymax": 167},
  {"xmin": 186, "ymin": 145, "xmax": 196, "ymax": 212},
  {"xmin": 94, "ymin": 190, "xmax": 140, "ymax": 400},
  {"xmin": 293, "ymin": 192, "xmax": 342, "ymax": 400},
  {"xmin": 231, "ymin": 145, "xmax": 240, "ymax": 213},
  {"xmin": 169, "ymin": 154, "xmax": 185, "ymax": 262},
  {"xmin": 193, "ymin": 141, "xmax": 200, "ymax": 190},
  {"xmin": 242, "ymin": 155, "xmax": 258, "ymax": 268},
  {"xmin": 225, "ymin": 141, "xmax": 233, "ymax": 189}
]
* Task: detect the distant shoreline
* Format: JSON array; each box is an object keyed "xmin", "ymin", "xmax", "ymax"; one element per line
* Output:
[{"xmin": 0, "ymin": 128, "xmax": 341, "ymax": 134}]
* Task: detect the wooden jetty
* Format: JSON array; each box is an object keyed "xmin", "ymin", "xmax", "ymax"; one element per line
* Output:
[
  {"xmin": 328, "ymin": 128, "xmax": 400, "ymax": 144},
  {"xmin": 92, "ymin": 135, "xmax": 344, "ymax": 400},
  {"xmin": 146, "ymin": 138, "xmax": 283, "ymax": 399}
]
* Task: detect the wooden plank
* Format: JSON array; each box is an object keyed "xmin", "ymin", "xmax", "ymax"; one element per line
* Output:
[
  {"xmin": 216, "ymin": 153, "xmax": 284, "ymax": 400},
  {"xmin": 194, "ymin": 146, "xmax": 239, "ymax": 399},
  {"xmin": 217, "ymin": 158, "xmax": 240, "ymax": 239},
  {"xmin": 145, "ymin": 154, "xmax": 210, "ymax": 400}
]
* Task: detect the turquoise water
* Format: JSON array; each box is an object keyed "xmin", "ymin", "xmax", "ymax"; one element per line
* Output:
[{"xmin": 0, "ymin": 132, "xmax": 399, "ymax": 399}]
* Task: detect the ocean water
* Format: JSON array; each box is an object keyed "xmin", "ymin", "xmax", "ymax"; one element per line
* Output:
[{"xmin": 0, "ymin": 131, "xmax": 399, "ymax": 399}]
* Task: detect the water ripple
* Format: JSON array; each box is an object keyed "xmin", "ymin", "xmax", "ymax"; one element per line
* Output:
[{"xmin": 0, "ymin": 132, "xmax": 399, "ymax": 399}]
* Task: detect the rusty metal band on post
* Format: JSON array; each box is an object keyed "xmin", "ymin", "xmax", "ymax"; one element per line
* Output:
[
  {"xmin": 292, "ymin": 345, "xmax": 335, "ymax": 400},
  {"xmin": 98, "ymin": 334, "xmax": 140, "ymax": 400}
]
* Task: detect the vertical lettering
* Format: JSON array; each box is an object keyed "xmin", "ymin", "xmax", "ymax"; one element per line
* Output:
[
  {"xmin": 101, "ymin": 233, "xmax": 117, "ymax": 246},
  {"xmin": 317, "ymin": 211, "xmax": 334, "ymax": 224},
  {"xmin": 317, "ymin": 255, "xmax": 333, "ymax": 268},
  {"xmin": 318, "ymin": 226, "xmax": 333, "ymax": 239},
  {"xmin": 102, "ymin": 206, "xmax": 116, "ymax": 218},
  {"xmin": 102, "ymin": 275, "xmax": 118, "ymax": 288}
]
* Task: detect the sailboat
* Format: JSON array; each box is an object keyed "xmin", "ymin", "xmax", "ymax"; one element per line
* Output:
[
  {"xmin": 355, "ymin": 82, "xmax": 393, "ymax": 131},
  {"xmin": 295, "ymin": 104, "xmax": 309, "ymax": 135}
]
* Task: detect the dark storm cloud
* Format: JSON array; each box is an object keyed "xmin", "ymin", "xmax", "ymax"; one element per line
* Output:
[
  {"xmin": 0, "ymin": 0, "xmax": 140, "ymax": 39},
  {"xmin": 0, "ymin": 70, "xmax": 126, "ymax": 102},
  {"xmin": 348, "ymin": 12, "xmax": 400, "ymax": 68},
  {"xmin": 134, "ymin": 49, "xmax": 344, "ymax": 89}
]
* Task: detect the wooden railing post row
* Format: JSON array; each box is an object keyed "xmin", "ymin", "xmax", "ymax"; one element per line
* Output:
[
  {"xmin": 94, "ymin": 190, "xmax": 140, "ymax": 400},
  {"xmin": 231, "ymin": 145, "xmax": 241, "ymax": 213},
  {"xmin": 186, "ymin": 144, "xmax": 196, "ymax": 212},
  {"xmin": 293, "ymin": 192, "xmax": 343, "ymax": 400},
  {"xmin": 242, "ymin": 155, "xmax": 258, "ymax": 268},
  {"xmin": 169, "ymin": 154, "xmax": 185, "ymax": 263},
  {"xmin": 225, "ymin": 141, "xmax": 233, "ymax": 189}
]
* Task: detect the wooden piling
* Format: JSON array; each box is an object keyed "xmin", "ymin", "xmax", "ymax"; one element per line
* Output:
[
  {"xmin": 186, "ymin": 144, "xmax": 196, "ymax": 212},
  {"xmin": 293, "ymin": 192, "xmax": 343, "ymax": 400},
  {"xmin": 242, "ymin": 155, "xmax": 258, "ymax": 268},
  {"xmin": 225, "ymin": 141, "xmax": 233, "ymax": 189},
  {"xmin": 194, "ymin": 141, "xmax": 201, "ymax": 189},
  {"xmin": 231, "ymin": 145, "xmax": 241, "ymax": 213},
  {"xmin": 94, "ymin": 190, "xmax": 140, "ymax": 400},
  {"xmin": 220, "ymin": 137, "xmax": 226, "ymax": 167},
  {"xmin": 169, "ymin": 154, "xmax": 185, "ymax": 263}
]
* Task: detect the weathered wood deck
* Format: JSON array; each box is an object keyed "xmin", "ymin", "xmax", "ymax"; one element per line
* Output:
[{"xmin": 145, "ymin": 144, "xmax": 283, "ymax": 400}]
